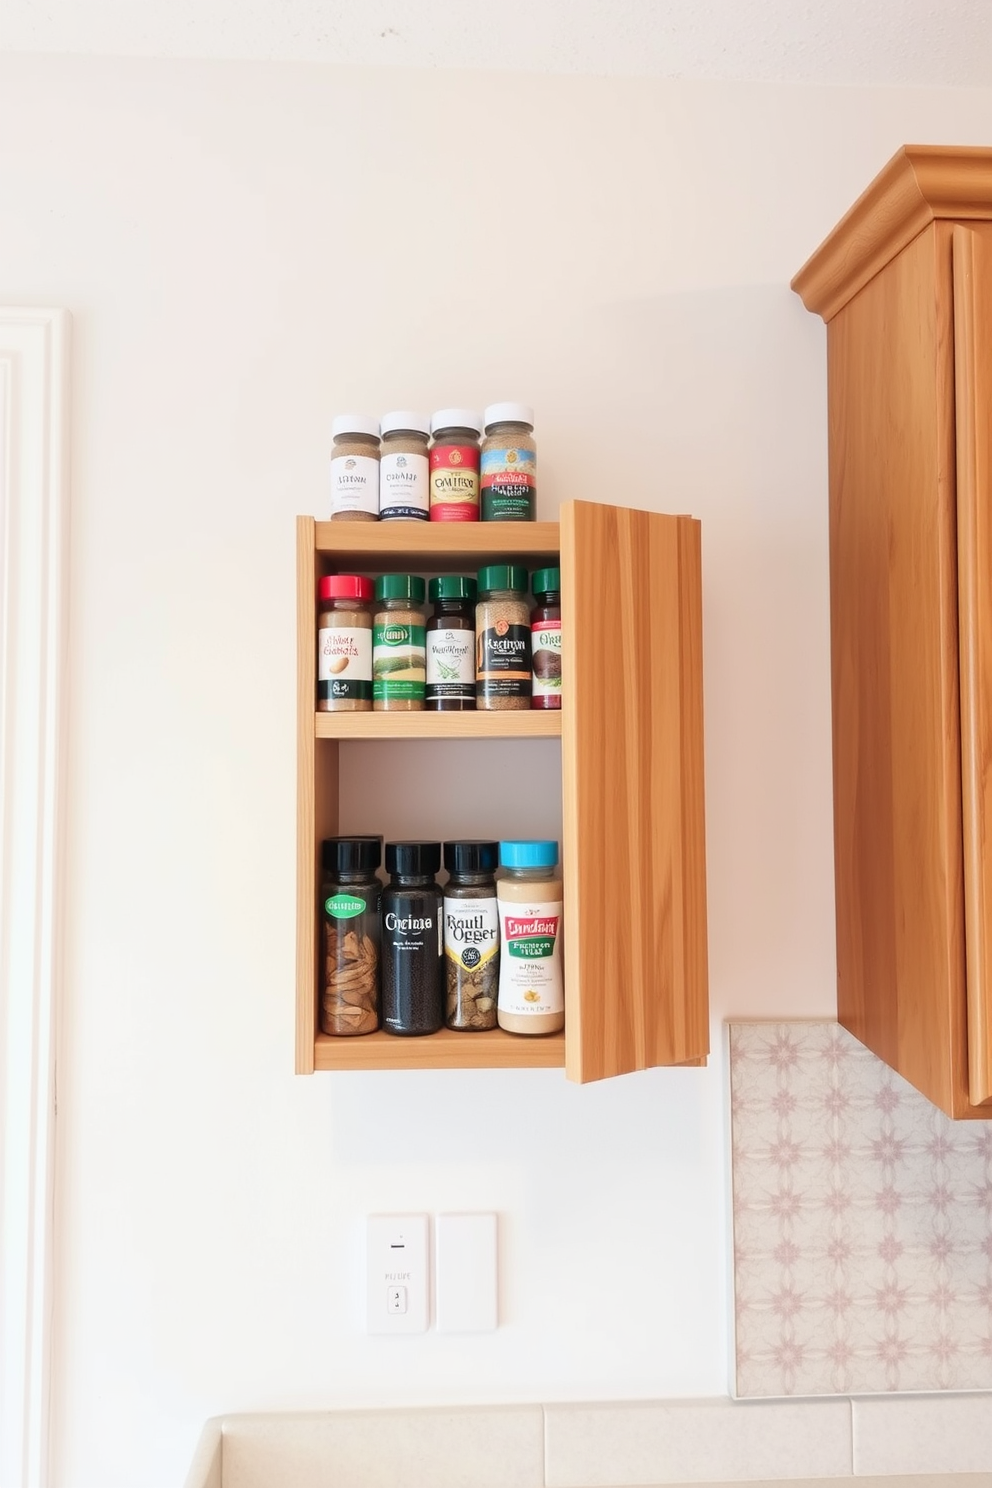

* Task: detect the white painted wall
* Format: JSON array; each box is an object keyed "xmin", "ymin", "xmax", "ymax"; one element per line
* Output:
[{"xmin": 1, "ymin": 53, "xmax": 990, "ymax": 1488}]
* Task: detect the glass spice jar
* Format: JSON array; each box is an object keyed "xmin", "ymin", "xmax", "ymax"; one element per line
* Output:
[
  {"xmin": 381, "ymin": 841, "xmax": 444, "ymax": 1036},
  {"xmin": 443, "ymin": 840, "xmax": 500, "ymax": 1031},
  {"xmin": 373, "ymin": 574, "xmax": 426, "ymax": 711},
  {"xmin": 530, "ymin": 567, "xmax": 561, "ymax": 711},
  {"xmin": 317, "ymin": 574, "xmax": 374, "ymax": 712},
  {"xmin": 429, "ymin": 409, "xmax": 482, "ymax": 522},
  {"xmin": 320, "ymin": 836, "xmax": 383, "ymax": 1036},
  {"xmin": 426, "ymin": 575, "xmax": 477, "ymax": 711},
  {"xmin": 476, "ymin": 565, "xmax": 532, "ymax": 711},
  {"xmin": 330, "ymin": 415, "xmax": 380, "ymax": 521},
  {"xmin": 379, "ymin": 411, "xmax": 430, "ymax": 521},
  {"xmin": 481, "ymin": 402, "xmax": 537, "ymax": 521}
]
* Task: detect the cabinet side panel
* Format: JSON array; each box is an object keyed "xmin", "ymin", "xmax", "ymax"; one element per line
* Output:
[
  {"xmin": 296, "ymin": 517, "xmax": 340, "ymax": 1073},
  {"xmin": 827, "ymin": 225, "xmax": 965, "ymax": 1116},
  {"xmin": 677, "ymin": 517, "xmax": 710, "ymax": 1056},
  {"xmin": 952, "ymin": 223, "xmax": 992, "ymax": 1109},
  {"xmin": 561, "ymin": 500, "xmax": 709, "ymax": 1083}
]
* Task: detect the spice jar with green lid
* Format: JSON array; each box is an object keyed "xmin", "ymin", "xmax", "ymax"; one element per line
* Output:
[
  {"xmin": 321, "ymin": 835, "xmax": 382, "ymax": 1036},
  {"xmin": 330, "ymin": 414, "xmax": 380, "ymax": 521},
  {"xmin": 530, "ymin": 567, "xmax": 561, "ymax": 711},
  {"xmin": 476, "ymin": 565, "xmax": 532, "ymax": 711},
  {"xmin": 373, "ymin": 574, "xmax": 426, "ymax": 711},
  {"xmin": 426, "ymin": 575, "xmax": 476, "ymax": 712},
  {"xmin": 379, "ymin": 411, "xmax": 430, "ymax": 521},
  {"xmin": 429, "ymin": 409, "xmax": 482, "ymax": 522},
  {"xmin": 317, "ymin": 574, "xmax": 374, "ymax": 713},
  {"xmin": 443, "ymin": 840, "xmax": 500, "ymax": 1031},
  {"xmin": 481, "ymin": 403, "xmax": 536, "ymax": 521}
]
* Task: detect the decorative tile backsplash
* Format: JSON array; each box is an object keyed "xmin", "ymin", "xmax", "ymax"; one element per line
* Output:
[{"xmin": 729, "ymin": 1020, "xmax": 992, "ymax": 1397}]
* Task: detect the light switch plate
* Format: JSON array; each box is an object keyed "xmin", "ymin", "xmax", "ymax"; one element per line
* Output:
[
  {"xmin": 435, "ymin": 1212, "xmax": 498, "ymax": 1333},
  {"xmin": 366, "ymin": 1214, "xmax": 429, "ymax": 1335}
]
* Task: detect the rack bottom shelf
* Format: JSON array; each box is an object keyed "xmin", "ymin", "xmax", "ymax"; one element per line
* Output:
[{"xmin": 313, "ymin": 1027, "xmax": 566, "ymax": 1071}]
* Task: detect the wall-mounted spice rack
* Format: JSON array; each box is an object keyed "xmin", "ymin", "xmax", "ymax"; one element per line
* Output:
[{"xmin": 296, "ymin": 503, "xmax": 710, "ymax": 1082}]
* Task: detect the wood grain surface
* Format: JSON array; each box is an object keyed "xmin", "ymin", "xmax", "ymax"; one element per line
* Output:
[
  {"xmin": 792, "ymin": 145, "xmax": 992, "ymax": 322},
  {"xmin": 560, "ymin": 500, "xmax": 709, "ymax": 1082},
  {"xmin": 297, "ymin": 504, "xmax": 709, "ymax": 1080},
  {"xmin": 953, "ymin": 224, "xmax": 992, "ymax": 1108},
  {"xmin": 826, "ymin": 225, "xmax": 969, "ymax": 1117}
]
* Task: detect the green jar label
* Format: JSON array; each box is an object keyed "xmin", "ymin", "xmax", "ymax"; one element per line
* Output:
[{"xmin": 325, "ymin": 894, "xmax": 366, "ymax": 918}]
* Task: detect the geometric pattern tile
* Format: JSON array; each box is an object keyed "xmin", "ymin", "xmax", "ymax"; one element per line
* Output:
[{"xmin": 729, "ymin": 1021, "xmax": 992, "ymax": 1397}]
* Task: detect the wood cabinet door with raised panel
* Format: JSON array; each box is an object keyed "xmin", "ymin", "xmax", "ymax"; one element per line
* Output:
[{"xmin": 559, "ymin": 500, "xmax": 709, "ymax": 1082}]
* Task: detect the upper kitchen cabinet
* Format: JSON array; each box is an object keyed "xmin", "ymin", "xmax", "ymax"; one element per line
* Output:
[
  {"xmin": 793, "ymin": 145, "xmax": 992, "ymax": 1119},
  {"xmin": 296, "ymin": 499, "xmax": 710, "ymax": 1083}
]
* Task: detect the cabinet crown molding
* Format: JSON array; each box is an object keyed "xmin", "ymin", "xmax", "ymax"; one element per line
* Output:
[{"xmin": 792, "ymin": 144, "xmax": 992, "ymax": 321}]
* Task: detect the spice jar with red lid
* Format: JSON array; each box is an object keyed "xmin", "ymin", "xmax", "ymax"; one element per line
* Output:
[{"xmin": 317, "ymin": 574, "xmax": 374, "ymax": 712}]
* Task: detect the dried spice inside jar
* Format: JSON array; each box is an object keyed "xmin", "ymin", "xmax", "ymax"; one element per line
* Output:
[
  {"xmin": 373, "ymin": 574, "xmax": 426, "ymax": 711},
  {"xmin": 321, "ymin": 836, "xmax": 382, "ymax": 1036},
  {"xmin": 476, "ymin": 565, "xmax": 532, "ymax": 710},
  {"xmin": 317, "ymin": 574, "xmax": 374, "ymax": 712},
  {"xmin": 443, "ymin": 840, "xmax": 500, "ymax": 1030},
  {"xmin": 330, "ymin": 414, "xmax": 380, "ymax": 521}
]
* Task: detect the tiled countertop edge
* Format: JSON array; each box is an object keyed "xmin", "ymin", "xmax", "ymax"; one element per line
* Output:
[{"xmin": 182, "ymin": 1394, "xmax": 992, "ymax": 1488}]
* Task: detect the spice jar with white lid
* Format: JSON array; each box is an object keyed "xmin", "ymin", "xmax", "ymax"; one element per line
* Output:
[
  {"xmin": 379, "ymin": 412, "xmax": 430, "ymax": 521},
  {"xmin": 330, "ymin": 415, "xmax": 380, "ymax": 521},
  {"xmin": 317, "ymin": 574, "xmax": 374, "ymax": 712},
  {"xmin": 481, "ymin": 403, "xmax": 536, "ymax": 521},
  {"xmin": 429, "ymin": 409, "xmax": 482, "ymax": 521}
]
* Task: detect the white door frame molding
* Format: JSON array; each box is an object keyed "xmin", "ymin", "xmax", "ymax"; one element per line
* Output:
[{"xmin": 0, "ymin": 309, "xmax": 70, "ymax": 1488}]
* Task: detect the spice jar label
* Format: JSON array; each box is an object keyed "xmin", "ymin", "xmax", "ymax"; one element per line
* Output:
[
  {"xmin": 444, "ymin": 897, "xmax": 499, "ymax": 966},
  {"xmin": 531, "ymin": 620, "xmax": 562, "ymax": 702},
  {"xmin": 496, "ymin": 901, "xmax": 565, "ymax": 1017},
  {"xmin": 426, "ymin": 628, "xmax": 475, "ymax": 703},
  {"xmin": 318, "ymin": 625, "xmax": 373, "ymax": 702},
  {"xmin": 430, "ymin": 445, "xmax": 480, "ymax": 521},
  {"xmin": 330, "ymin": 454, "xmax": 379, "ymax": 517},
  {"xmin": 477, "ymin": 622, "xmax": 531, "ymax": 700},
  {"xmin": 481, "ymin": 447, "xmax": 536, "ymax": 521},
  {"xmin": 325, "ymin": 893, "xmax": 366, "ymax": 919},
  {"xmin": 380, "ymin": 451, "xmax": 430, "ymax": 519},
  {"xmin": 373, "ymin": 622, "xmax": 426, "ymax": 704}
]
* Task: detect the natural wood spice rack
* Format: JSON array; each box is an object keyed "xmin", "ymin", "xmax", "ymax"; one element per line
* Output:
[{"xmin": 296, "ymin": 502, "xmax": 709, "ymax": 1081}]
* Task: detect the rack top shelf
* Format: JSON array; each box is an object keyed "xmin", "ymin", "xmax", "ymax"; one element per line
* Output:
[{"xmin": 314, "ymin": 519, "xmax": 560, "ymax": 571}]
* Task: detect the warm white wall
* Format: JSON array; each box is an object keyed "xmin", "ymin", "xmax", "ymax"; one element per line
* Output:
[{"xmin": 1, "ymin": 52, "xmax": 990, "ymax": 1488}]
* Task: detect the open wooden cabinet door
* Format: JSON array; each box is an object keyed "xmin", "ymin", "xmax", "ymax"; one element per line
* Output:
[
  {"xmin": 953, "ymin": 224, "xmax": 992, "ymax": 1108},
  {"xmin": 559, "ymin": 500, "xmax": 709, "ymax": 1082}
]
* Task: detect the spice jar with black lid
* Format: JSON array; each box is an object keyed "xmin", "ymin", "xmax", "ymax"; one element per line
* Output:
[
  {"xmin": 443, "ymin": 840, "xmax": 500, "ymax": 1031},
  {"xmin": 426, "ymin": 576, "xmax": 477, "ymax": 711},
  {"xmin": 379, "ymin": 412, "xmax": 430, "ymax": 521},
  {"xmin": 381, "ymin": 841, "xmax": 444, "ymax": 1036},
  {"xmin": 481, "ymin": 403, "xmax": 537, "ymax": 522},
  {"xmin": 373, "ymin": 575, "xmax": 426, "ymax": 711},
  {"xmin": 321, "ymin": 836, "xmax": 383, "ymax": 1036},
  {"xmin": 476, "ymin": 565, "xmax": 532, "ymax": 710},
  {"xmin": 330, "ymin": 415, "xmax": 380, "ymax": 521},
  {"xmin": 530, "ymin": 567, "xmax": 562, "ymax": 710},
  {"xmin": 429, "ymin": 409, "xmax": 482, "ymax": 522},
  {"xmin": 317, "ymin": 574, "xmax": 374, "ymax": 712}
]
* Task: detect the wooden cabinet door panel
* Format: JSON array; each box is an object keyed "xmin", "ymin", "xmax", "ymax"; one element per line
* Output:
[
  {"xmin": 953, "ymin": 224, "xmax": 992, "ymax": 1107},
  {"xmin": 559, "ymin": 500, "xmax": 709, "ymax": 1082}
]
